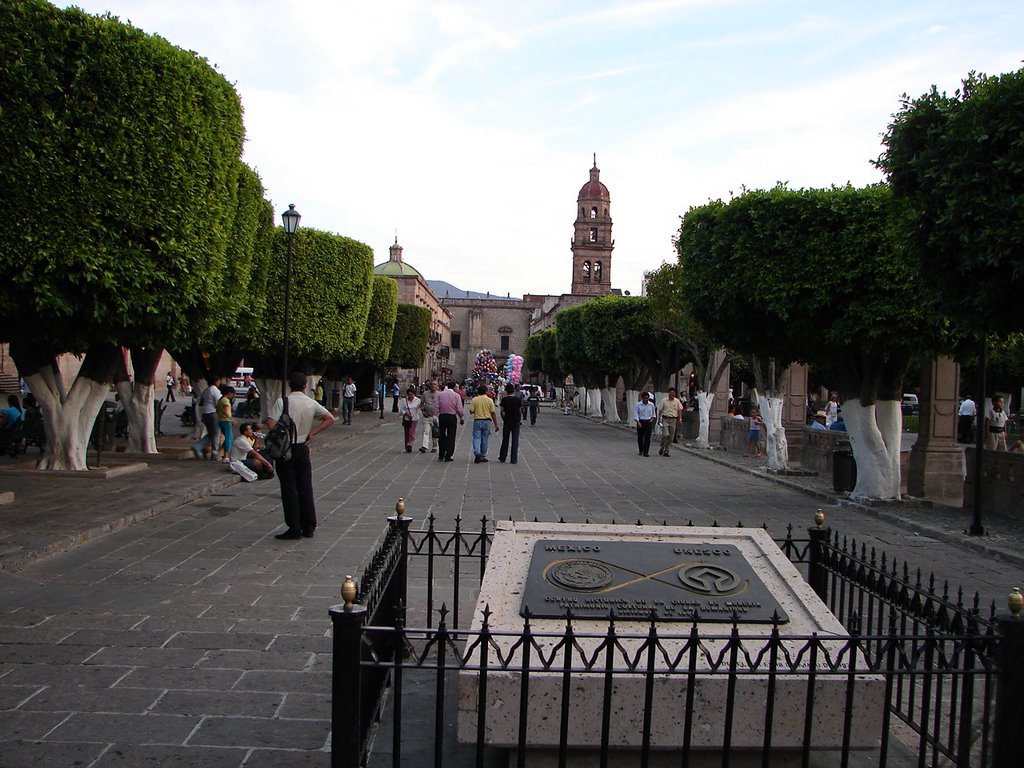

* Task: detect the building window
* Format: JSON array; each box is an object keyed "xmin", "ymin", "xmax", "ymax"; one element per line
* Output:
[
  {"xmin": 500, "ymin": 335, "xmax": 510, "ymax": 351},
  {"xmin": 589, "ymin": 228, "xmax": 598, "ymax": 242},
  {"xmin": 582, "ymin": 261, "xmax": 591, "ymax": 282},
  {"xmin": 590, "ymin": 207, "xmax": 597, "ymax": 219},
  {"xmin": 451, "ymin": 332, "xmax": 461, "ymax": 350},
  {"xmin": 594, "ymin": 261, "xmax": 602, "ymax": 282}
]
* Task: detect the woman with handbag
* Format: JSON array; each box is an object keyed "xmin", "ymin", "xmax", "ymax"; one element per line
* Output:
[{"xmin": 398, "ymin": 387, "xmax": 421, "ymax": 453}]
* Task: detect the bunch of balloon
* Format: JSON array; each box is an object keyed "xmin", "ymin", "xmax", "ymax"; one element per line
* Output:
[
  {"xmin": 473, "ymin": 349, "xmax": 498, "ymax": 385},
  {"xmin": 504, "ymin": 354, "xmax": 524, "ymax": 385}
]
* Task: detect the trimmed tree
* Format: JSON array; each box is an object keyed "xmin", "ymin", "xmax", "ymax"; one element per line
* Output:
[
  {"xmin": 681, "ymin": 185, "xmax": 937, "ymax": 498},
  {"xmin": 0, "ymin": 0, "xmax": 244, "ymax": 469},
  {"xmin": 251, "ymin": 226, "xmax": 375, "ymax": 409},
  {"xmin": 386, "ymin": 304, "xmax": 432, "ymax": 370},
  {"xmin": 555, "ymin": 305, "xmax": 605, "ymax": 416}
]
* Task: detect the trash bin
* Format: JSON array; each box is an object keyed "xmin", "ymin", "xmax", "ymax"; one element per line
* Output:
[
  {"xmin": 91, "ymin": 402, "xmax": 117, "ymax": 453},
  {"xmin": 832, "ymin": 449, "xmax": 857, "ymax": 493}
]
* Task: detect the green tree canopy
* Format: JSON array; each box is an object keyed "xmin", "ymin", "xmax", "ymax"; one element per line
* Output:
[
  {"xmin": 0, "ymin": 0, "xmax": 244, "ymax": 354},
  {"xmin": 878, "ymin": 68, "xmax": 1024, "ymax": 336},
  {"xmin": 256, "ymin": 227, "xmax": 375, "ymax": 374},
  {"xmin": 387, "ymin": 304, "xmax": 432, "ymax": 369},
  {"xmin": 351, "ymin": 276, "xmax": 399, "ymax": 368}
]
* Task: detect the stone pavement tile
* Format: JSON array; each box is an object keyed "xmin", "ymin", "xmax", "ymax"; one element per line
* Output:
[
  {"xmin": 84, "ymin": 647, "xmax": 207, "ymax": 668},
  {"xmin": 269, "ymin": 634, "xmax": 331, "ymax": 654},
  {"xmin": 134, "ymin": 616, "xmax": 238, "ymax": 632},
  {"xmin": 45, "ymin": 711, "xmax": 200, "ymax": 744},
  {"xmin": 242, "ymin": 748, "xmax": 331, "ymax": 767},
  {"xmin": 188, "ymin": 715, "xmax": 329, "ymax": 750},
  {"xmin": 0, "ymin": 740, "xmax": 107, "ymax": 768},
  {"xmin": 59, "ymin": 628, "xmax": 173, "ymax": 647},
  {"xmin": 117, "ymin": 666, "xmax": 243, "ymax": 691},
  {"xmin": 17, "ymin": 685, "xmax": 162, "ymax": 713},
  {"xmin": 153, "ymin": 689, "xmax": 283, "ymax": 717},
  {"xmin": 0, "ymin": 643, "xmax": 99, "ymax": 665},
  {"xmin": 0, "ymin": 710, "xmax": 70, "ymax": 740},
  {"xmin": 89, "ymin": 743, "xmax": 248, "ymax": 767},
  {"xmin": 229, "ymin": 619, "xmax": 327, "ymax": 636},
  {"xmin": 199, "ymin": 649, "xmax": 313, "ymax": 671},
  {"xmin": 1, "ymin": 663, "xmax": 131, "ymax": 688},
  {"xmin": 0, "ymin": 684, "xmax": 41, "ymax": 709},
  {"xmin": 164, "ymin": 631, "xmax": 274, "ymax": 651},
  {"xmin": 232, "ymin": 670, "xmax": 330, "ymax": 694},
  {"xmin": 277, "ymin": 692, "xmax": 330, "ymax": 720}
]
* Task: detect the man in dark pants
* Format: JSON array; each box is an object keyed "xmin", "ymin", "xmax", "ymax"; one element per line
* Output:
[
  {"xmin": 435, "ymin": 381, "xmax": 463, "ymax": 462},
  {"xmin": 634, "ymin": 391, "xmax": 656, "ymax": 457},
  {"xmin": 498, "ymin": 383, "xmax": 523, "ymax": 464},
  {"xmin": 268, "ymin": 372, "xmax": 337, "ymax": 540}
]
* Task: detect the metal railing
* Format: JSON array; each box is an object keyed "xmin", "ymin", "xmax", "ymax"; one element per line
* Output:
[{"xmin": 330, "ymin": 511, "xmax": 1023, "ymax": 768}]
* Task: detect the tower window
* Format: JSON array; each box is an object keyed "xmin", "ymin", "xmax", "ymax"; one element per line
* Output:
[
  {"xmin": 582, "ymin": 261, "xmax": 591, "ymax": 282},
  {"xmin": 500, "ymin": 335, "xmax": 510, "ymax": 351},
  {"xmin": 590, "ymin": 207, "xmax": 597, "ymax": 219},
  {"xmin": 594, "ymin": 261, "xmax": 602, "ymax": 282},
  {"xmin": 451, "ymin": 332, "xmax": 461, "ymax": 350},
  {"xmin": 589, "ymin": 228, "xmax": 597, "ymax": 242}
]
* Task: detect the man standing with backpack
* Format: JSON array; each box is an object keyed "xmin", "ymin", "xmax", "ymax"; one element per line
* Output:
[{"xmin": 267, "ymin": 371, "xmax": 336, "ymax": 540}]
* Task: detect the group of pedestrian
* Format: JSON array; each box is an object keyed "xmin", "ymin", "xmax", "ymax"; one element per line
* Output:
[{"xmin": 634, "ymin": 388, "xmax": 687, "ymax": 457}]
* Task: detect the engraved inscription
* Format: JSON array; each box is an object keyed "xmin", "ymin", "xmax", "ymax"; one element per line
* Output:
[{"xmin": 521, "ymin": 540, "xmax": 789, "ymax": 624}]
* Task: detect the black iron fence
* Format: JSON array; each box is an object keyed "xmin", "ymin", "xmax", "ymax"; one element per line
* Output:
[{"xmin": 330, "ymin": 511, "xmax": 1024, "ymax": 768}]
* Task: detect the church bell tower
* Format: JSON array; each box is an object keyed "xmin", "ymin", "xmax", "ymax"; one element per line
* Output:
[{"xmin": 570, "ymin": 155, "xmax": 613, "ymax": 295}]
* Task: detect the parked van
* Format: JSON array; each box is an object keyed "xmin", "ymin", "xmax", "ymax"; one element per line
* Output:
[{"xmin": 902, "ymin": 393, "xmax": 919, "ymax": 416}]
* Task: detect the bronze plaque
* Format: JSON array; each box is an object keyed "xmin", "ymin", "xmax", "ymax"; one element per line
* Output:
[{"xmin": 520, "ymin": 540, "xmax": 789, "ymax": 623}]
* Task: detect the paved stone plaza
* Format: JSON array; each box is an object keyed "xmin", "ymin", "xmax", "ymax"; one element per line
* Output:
[{"xmin": 0, "ymin": 405, "xmax": 1021, "ymax": 766}]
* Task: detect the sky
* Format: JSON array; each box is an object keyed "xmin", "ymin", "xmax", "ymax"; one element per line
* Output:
[{"xmin": 60, "ymin": 0, "xmax": 1023, "ymax": 299}]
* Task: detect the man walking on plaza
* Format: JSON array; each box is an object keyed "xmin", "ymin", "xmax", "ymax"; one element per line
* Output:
[
  {"xmin": 657, "ymin": 387, "xmax": 684, "ymax": 457},
  {"xmin": 498, "ymin": 383, "xmax": 523, "ymax": 464},
  {"xmin": 191, "ymin": 376, "xmax": 223, "ymax": 461},
  {"xmin": 342, "ymin": 376, "xmax": 356, "ymax": 425},
  {"xmin": 436, "ymin": 382, "xmax": 463, "ymax": 462},
  {"xmin": 419, "ymin": 379, "xmax": 439, "ymax": 453},
  {"xmin": 634, "ymin": 391, "xmax": 656, "ymax": 457},
  {"xmin": 268, "ymin": 371, "xmax": 337, "ymax": 540},
  {"xmin": 469, "ymin": 385, "xmax": 499, "ymax": 463}
]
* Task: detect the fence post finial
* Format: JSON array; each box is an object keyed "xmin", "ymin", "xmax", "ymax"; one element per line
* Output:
[
  {"xmin": 396, "ymin": 497, "xmax": 405, "ymax": 518},
  {"xmin": 814, "ymin": 508, "xmax": 825, "ymax": 527},
  {"xmin": 1010, "ymin": 586, "xmax": 1023, "ymax": 618},
  {"xmin": 342, "ymin": 575, "xmax": 357, "ymax": 611}
]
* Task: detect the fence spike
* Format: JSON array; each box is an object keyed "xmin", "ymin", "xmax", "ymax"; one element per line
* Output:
[
  {"xmin": 637, "ymin": 518, "xmax": 643, "ymax": 526},
  {"xmin": 482, "ymin": 604, "xmax": 492, "ymax": 627}
]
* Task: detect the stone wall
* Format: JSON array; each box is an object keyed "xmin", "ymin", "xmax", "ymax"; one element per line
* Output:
[
  {"xmin": 800, "ymin": 428, "xmax": 852, "ymax": 477},
  {"xmin": 442, "ymin": 298, "xmax": 534, "ymax": 381},
  {"xmin": 964, "ymin": 447, "xmax": 1023, "ymax": 517}
]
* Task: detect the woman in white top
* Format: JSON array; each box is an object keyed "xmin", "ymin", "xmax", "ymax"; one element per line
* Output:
[{"xmin": 398, "ymin": 387, "xmax": 421, "ymax": 453}]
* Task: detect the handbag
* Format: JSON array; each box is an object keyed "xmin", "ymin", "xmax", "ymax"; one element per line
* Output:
[
  {"xmin": 431, "ymin": 421, "xmax": 440, "ymax": 438},
  {"xmin": 401, "ymin": 414, "xmax": 412, "ymax": 427}
]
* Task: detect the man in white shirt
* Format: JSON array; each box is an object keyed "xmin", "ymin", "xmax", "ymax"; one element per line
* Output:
[
  {"xmin": 634, "ymin": 391, "xmax": 657, "ymax": 457},
  {"xmin": 268, "ymin": 372, "xmax": 337, "ymax": 540},
  {"xmin": 342, "ymin": 376, "xmax": 357, "ymax": 425},
  {"xmin": 957, "ymin": 395, "xmax": 976, "ymax": 443},
  {"xmin": 191, "ymin": 376, "xmax": 223, "ymax": 461}
]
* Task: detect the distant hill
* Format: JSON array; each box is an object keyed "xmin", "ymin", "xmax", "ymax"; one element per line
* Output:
[{"xmin": 428, "ymin": 280, "xmax": 519, "ymax": 301}]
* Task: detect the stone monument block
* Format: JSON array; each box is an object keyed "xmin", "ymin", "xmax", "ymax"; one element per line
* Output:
[{"xmin": 458, "ymin": 522, "xmax": 884, "ymax": 759}]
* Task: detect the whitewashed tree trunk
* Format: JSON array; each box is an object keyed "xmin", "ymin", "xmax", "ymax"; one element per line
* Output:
[
  {"xmin": 756, "ymin": 392, "xmax": 789, "ymax": 471},
  {"xmin": 257, "ymin": 378, "xmax": 285, "ymax": 423},
  {"xmin": 189, "ymin": 377, "xmax": 208, "ymax": 440},
  {"xmin": 554, "ymin": 387, "xmax": 564, "ymax": 407},
  {"xmin": 600, "ymin": 388, "xmax": 621, "ymax": 423},
  {"xmin": 586, "ymin": 388, "xmax": 602, "ymax": 418},
  {"xmin": 842, "ymin": 399, "xmax": 902, "ymax": 500},
  {"xmin": 116, "ymin": 380, "xmax": 157, "ymax": 454},
  {"xmin": 625, "ymin": 390, "xmax": 639, "ymax": 425},
  {"xmin": 27, "ymin": 371, "xmax": 110, "ymax": 471},
  {"xmin": 695, "ymin": 391, "xmax": 714, "ymax": 448}
]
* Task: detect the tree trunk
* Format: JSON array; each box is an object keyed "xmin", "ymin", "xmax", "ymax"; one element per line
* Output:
[
  {"xmin": 695, "ymin": 391, "xmax": 714, "ymax": 448},
  {"xmin": 756, "ymin": 391, "xmax": 789, "ymax": 471},
  {"xmin": 256, "ymin": 378, "xmax": 285, "ymax": 423},
  {"xmin": 117, "ymin": 347, "xmax": 163, "ymax": 453},
  {"xmin": 585, "ymin": 388, "xmax": 602, "ymax": 418},
  {"xmin": 189, "ymin": 377, "xmax": 209, "ymax": 440},
  {"xmin": 624, "ymin": 390, "xmax": 639, "ymax": 426},
  {"xmin": 11, "ymin": 345, "xmax": 120, "ymax": 471},
  {"xmin": 842, "ymin": 400, "xmax": 902, "ymax": 500},
  {"xmin": 600, "ymin": 388, "xmax": 620, "ymax": 423}
]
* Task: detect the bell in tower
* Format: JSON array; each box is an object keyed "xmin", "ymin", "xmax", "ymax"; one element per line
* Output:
[{"xmin": 571, "ymin": 155, "xmax": 614, "ymax": 295}]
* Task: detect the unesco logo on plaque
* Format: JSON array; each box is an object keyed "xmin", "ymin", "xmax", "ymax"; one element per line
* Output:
[{"xmin": 525, "ymin": 540, "xmax": 789, "ymax": 623}]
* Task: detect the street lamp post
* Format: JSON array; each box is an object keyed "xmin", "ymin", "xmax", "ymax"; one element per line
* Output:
[{"xmin": 281, "ymin": 204, "xmax": 301, "ymax": 388}]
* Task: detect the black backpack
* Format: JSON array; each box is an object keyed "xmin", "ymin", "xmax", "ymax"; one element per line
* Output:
[{"xmin": 264, "ymin": 395, "xmax": 296, "ymax": 461}]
